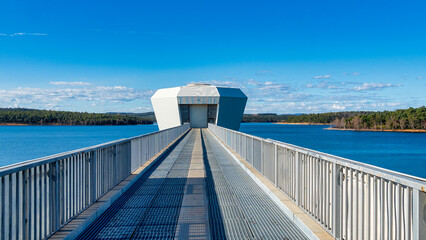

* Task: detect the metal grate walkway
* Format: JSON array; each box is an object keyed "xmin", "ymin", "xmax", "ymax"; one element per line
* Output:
[{"xmin": 76, "ymin": 129, "xmax": 308, "ymax": 239}]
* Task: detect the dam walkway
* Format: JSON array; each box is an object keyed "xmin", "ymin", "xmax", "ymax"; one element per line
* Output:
[
  {"xmin": 74, "ymin": 129, "xmax": 307, "ymax": 239},
  {"xmin": 1, "ymin": 123, "xmax": 425, "ymax": 240}
]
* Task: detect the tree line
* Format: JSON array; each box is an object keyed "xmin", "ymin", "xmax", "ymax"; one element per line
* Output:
[
  {"xmin": 0, "ymin": 108, "xmax": 154, "ymax": 125},
  {"xmin": 242, "ymin": 114, "xmax": 292, "ymax": 122},
  {"xmin": 2, "ymin": 107, "xmax": 425, "ymax": 129},
  {"xmin": 285, "ymin": 107, "xmax": 426, "ymax": 130}
]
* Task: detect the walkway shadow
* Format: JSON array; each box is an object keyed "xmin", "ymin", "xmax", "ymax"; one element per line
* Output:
[
  {"xmin": 76, "ymin": 130, "xmax": 191, "ymax": 239},
  {"xmin": 200, "ymin": 130, "xmax": 227, "ymax": 240}
]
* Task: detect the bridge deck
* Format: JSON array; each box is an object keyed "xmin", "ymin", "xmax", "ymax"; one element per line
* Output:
[{"xmin": 76, "ymin": 129, "xmax": 307, "ymax": 239}]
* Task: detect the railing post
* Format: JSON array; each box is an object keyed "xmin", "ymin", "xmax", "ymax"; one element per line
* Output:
[
  {"xmin": 85, "ymin": 154, "xmax": 90, "ymax": 206},
  {"xmin": 59, "ymin": 160, "xmax": 64, "ymax": 225},
  {"xmin": 114, "ymin": 145, "xmax": 117, "ymax": 184},
  {"xmin": 261, "ymin": 139, "xmax": 264, "ymax": 174},
  {"xmin": 90, "ymin": 150, "xmax": 97, "ymax": 203},
  {"xmin": 295, "ymin": 151, "xmax": 300, "ymax": 205},
  {"xmin": 274, "ymin": 144, "xmax": 278, "ymax": 186},
  {"xmin": 49, "ymin": 161, "xmax": 59, "ymax": 232},
  {"xmin": 332, "ymin": 163, "xmax": 342, "ymax": 239},
  {"xmin": 22, "ymin": 170, "xmax": 27, "ymax": 239},
  {"xmin": 251, "ymin": 137, "xmax": 254, "ymax": 166},
  {"xmin": 413, "ymin": 189, "xmax": 426, "ymax": 240}
]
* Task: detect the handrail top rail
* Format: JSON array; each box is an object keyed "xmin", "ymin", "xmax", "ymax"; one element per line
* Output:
[
  {"xmin": 0, "ymin": 124, "xmax": 189, "ymax": 177},
  {"xmin": 208, "ymin": 123, "xmax": 426, "ymax": 191}
]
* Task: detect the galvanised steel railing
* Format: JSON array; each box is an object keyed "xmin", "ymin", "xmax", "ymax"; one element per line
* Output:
[
  {"xmin": 209, "ymin": 123, "xmax": 426, "ymax": 240},
  {"xmin": 0, "ymin": 124, "xmax": 189, "ymax": 240}
]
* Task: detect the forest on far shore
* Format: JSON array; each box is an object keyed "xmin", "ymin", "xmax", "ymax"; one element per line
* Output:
[
  {"xmin": 1, "ymin": 107, "xmax": 425, "ymax": 130},
  {"xmin": 284, "ymin": 107, "xmax": 426, "ymax": 130},
  {"xmin": 0, "ymin": 108, "xmax": 154, "ymax": 125}
]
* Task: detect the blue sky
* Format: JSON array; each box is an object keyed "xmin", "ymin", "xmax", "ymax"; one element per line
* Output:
[{"xmin": 0, "ymin": 0, "xmax": 425, "ymax": 113}]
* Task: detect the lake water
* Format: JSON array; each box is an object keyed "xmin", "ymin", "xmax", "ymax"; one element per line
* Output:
[
  {"xmin": 0, "ymin": 123, "xmax": 425, "ymax": 179},
  {"xmin": 0, "ymin": 125, "xmax": 159, "ymax": 167},
  {"xmin": 240, "ymin": 123, "xmax": 426, "ymax": 179}
]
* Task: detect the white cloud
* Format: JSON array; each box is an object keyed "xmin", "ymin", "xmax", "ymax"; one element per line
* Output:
[
  {"xmin": 417, "ymin": 76, "xmax": 423, "ymax": 79},
  {"xmin": 306, "ymin": 81, "xmax": 342, "ymax": 90},
  {"xmin": 187, "ymin": 78, "xmax": 414, "ymax": 114},
  {"xmin": 313, "ymin": 74, "xmax": 331, "ymax": 79},
  {"xmin": 245, "ymin": 98, "xmax": 407, "ymax": 114},
  {"xmin": 1, "ymin": 77, "xmax": 412, "ymax": 114},
  {"xmin": 0, "ymin": 85, "xmax": 153, "ymax": 110},
  {"xmin": 187, "ymin": 80, "xmax": 237, "ymax": 88},
  {"xmin": 332, "ymin": 104, "xmax": 346, "ymax": 110},
  {"xmin": 49, "ymin": 81, "xmax": 91, "ymax": 86},
  {"xmin": 306, "ymin": 81, "xmax": 403, "ymax": 92},
  {"xmin": 0, "ymin": 32, "xmax": 48, "ymax": 37},
  {"xmin": 353, "ymin": 83, "xmax": 402, "ymax": 91},
  {"xmin": 186, "ymin": 79, "xmax": 292, "ymax": 103}
]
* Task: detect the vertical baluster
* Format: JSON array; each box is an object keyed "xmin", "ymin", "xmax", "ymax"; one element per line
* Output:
[
  {"xmin": 326, "ymin": 162, "xmax": 330, "ymax": 230},
  {"xmin": 355, "ymin": 170, "xmax": 358, "ymax": 240},
  {"xmin": 304, "ymin": 154, "xmax": 308, "ymax": 209},
  {"xmin": 361, "ymin": 172, "xmax": 364, "ymax": 240},
  {"xmin": 64, "ymin": 158, "xmax": 68, "ymax": 221},
  {"xmin": 332, "ymin": 163, "xmax": 341, "ymax": 238},
  {"xmin": 309, "ymin": 155, "xmax": 312, "ymax": 213},
  {"xmin": 389, "ymin": 181, "xmax": 393, "ymax": 240},
  {"xmin": 68, "ymin": 155, "xmax": 71, "ymax": 220},
  {"xmin": 344, "ymin": 167, "xmax": 348, "ymax": 240},
  {"xmin": 404, "ymin": 186, "xmax": 408, "ymax": 240},
  {"xmin": 6, "ymin": 175, "xmax": 11, "ymax": 240},
  {"xmin": 0, "ymin": 176, "xmax": 3, "ymax": 240},
  {"xmin": 72, "ymin": 156, "xmax": 76, "ymax": 216},
  {"xmin": 374, "ymin": 176, "xmax": 378, "ymax": 240},
  {"xmin": 30, "ymin": 168, "xmax": 34, "ymax": 240},
  {"xmin": 349, "ymin": 168, "xmax": 353, "ymax": 240},
  {"xmin": 325, "ymin": 162, "xmax": 328, "ymax": 228},
  {"xmin": 24, "ymin": 170, "xmax": 28, "ymax": 240},
  {"xmin": 314, "ymin": 156, "xmax": 316, "ymax": 217},
  {"xmin": 79, "ymin": 154, "xmax": 83, "ymax": 212},
  {"xmin": 274, "ymin": 145, "xmax": 278, "ymax": 187},
  {"xmin": 321, "ymin": 160, "xmax": 324, "ymax": 225},
  {"xmin": 15, "ymin": 172, "xmax": 20, "ymax": 240},
  {"xmin": 318, "ymin": 158, "xmax": 322, "ymax": 222},
  {"xmin": 40, "ymin": 165, "xmax": 45, "ymax": 239},
  {"xmin": 36, "ymin": 166, "xmax": 41, "ymax": 239},
  {"xmin": 395, "ymin": 184, "xmax": 403, "ymax": 239},
  {"xmin": 408, "ymin": 187, "xmax": 412, "ymax": 240},
  {"xmin": 367, "ymin": 174, "xmax": 371, "ymax": 240},
  {"xmin": 70, "ymin": 157, "xmax": 73, "ymax": 218},
  {"xmin": 380, "ymin": 178, "xmax": 385, "ymax": 240},
  {"xmin": 55, "ymin": 161, "xmax": 60, "ymax": 232}
]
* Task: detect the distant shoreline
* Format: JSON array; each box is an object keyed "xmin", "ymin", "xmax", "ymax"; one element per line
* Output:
[
  {"xmin": 274, "ymin": 122, "xmax": 330, "ymax": 125},
  {"xmin": 0, "ymin": 123, "xmax": 30, "ymax": 126},
  {"xmin": 0, "ymin": 123, "xmax": 153, "ymax": 126},
  {"xmin": 326, "ymin": 127, "xmax": 426, "ymax": 133}
]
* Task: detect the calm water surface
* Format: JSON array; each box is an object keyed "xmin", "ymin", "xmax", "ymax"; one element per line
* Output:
[
  {"xmin": 0, "ymin": 123, "xmax": 425, "ymax": 179},
  {"xmin": 240, "ymin": 123, "xmax": 426, "ymax": 179},
  {"xmin": 0, "ymin": 125, "xmax": 158, "ymax": 167}
]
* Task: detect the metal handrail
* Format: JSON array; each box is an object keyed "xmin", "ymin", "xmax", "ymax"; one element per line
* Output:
[
  {"xmin": 208, "ymin": 123, "xmax": 426, "ymax": 240},
  {"xmin": 0, "ymin": 124, "xmax": 190, "ymax": 239},
  {"xmin": 0, "ymin": 125, "xmax": 188, "ymax": 176}
]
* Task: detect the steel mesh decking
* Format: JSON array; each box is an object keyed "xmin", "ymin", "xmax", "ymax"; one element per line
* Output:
[
  {"xmin": 75, "ymin": 129, "xmax": 307, "ymax": 239},
  {"xmin": 76, "ymin": 130, "xmax": 195, "ymax": 240},
  {"xmin": 202, "ymin": 129, "xmax": 307, "ymax": 240}
]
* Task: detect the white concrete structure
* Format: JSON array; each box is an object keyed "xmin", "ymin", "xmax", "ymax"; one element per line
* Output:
[{"xmin": 151, "ymin": 83, "xmax": 247, "ymax": 130}]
